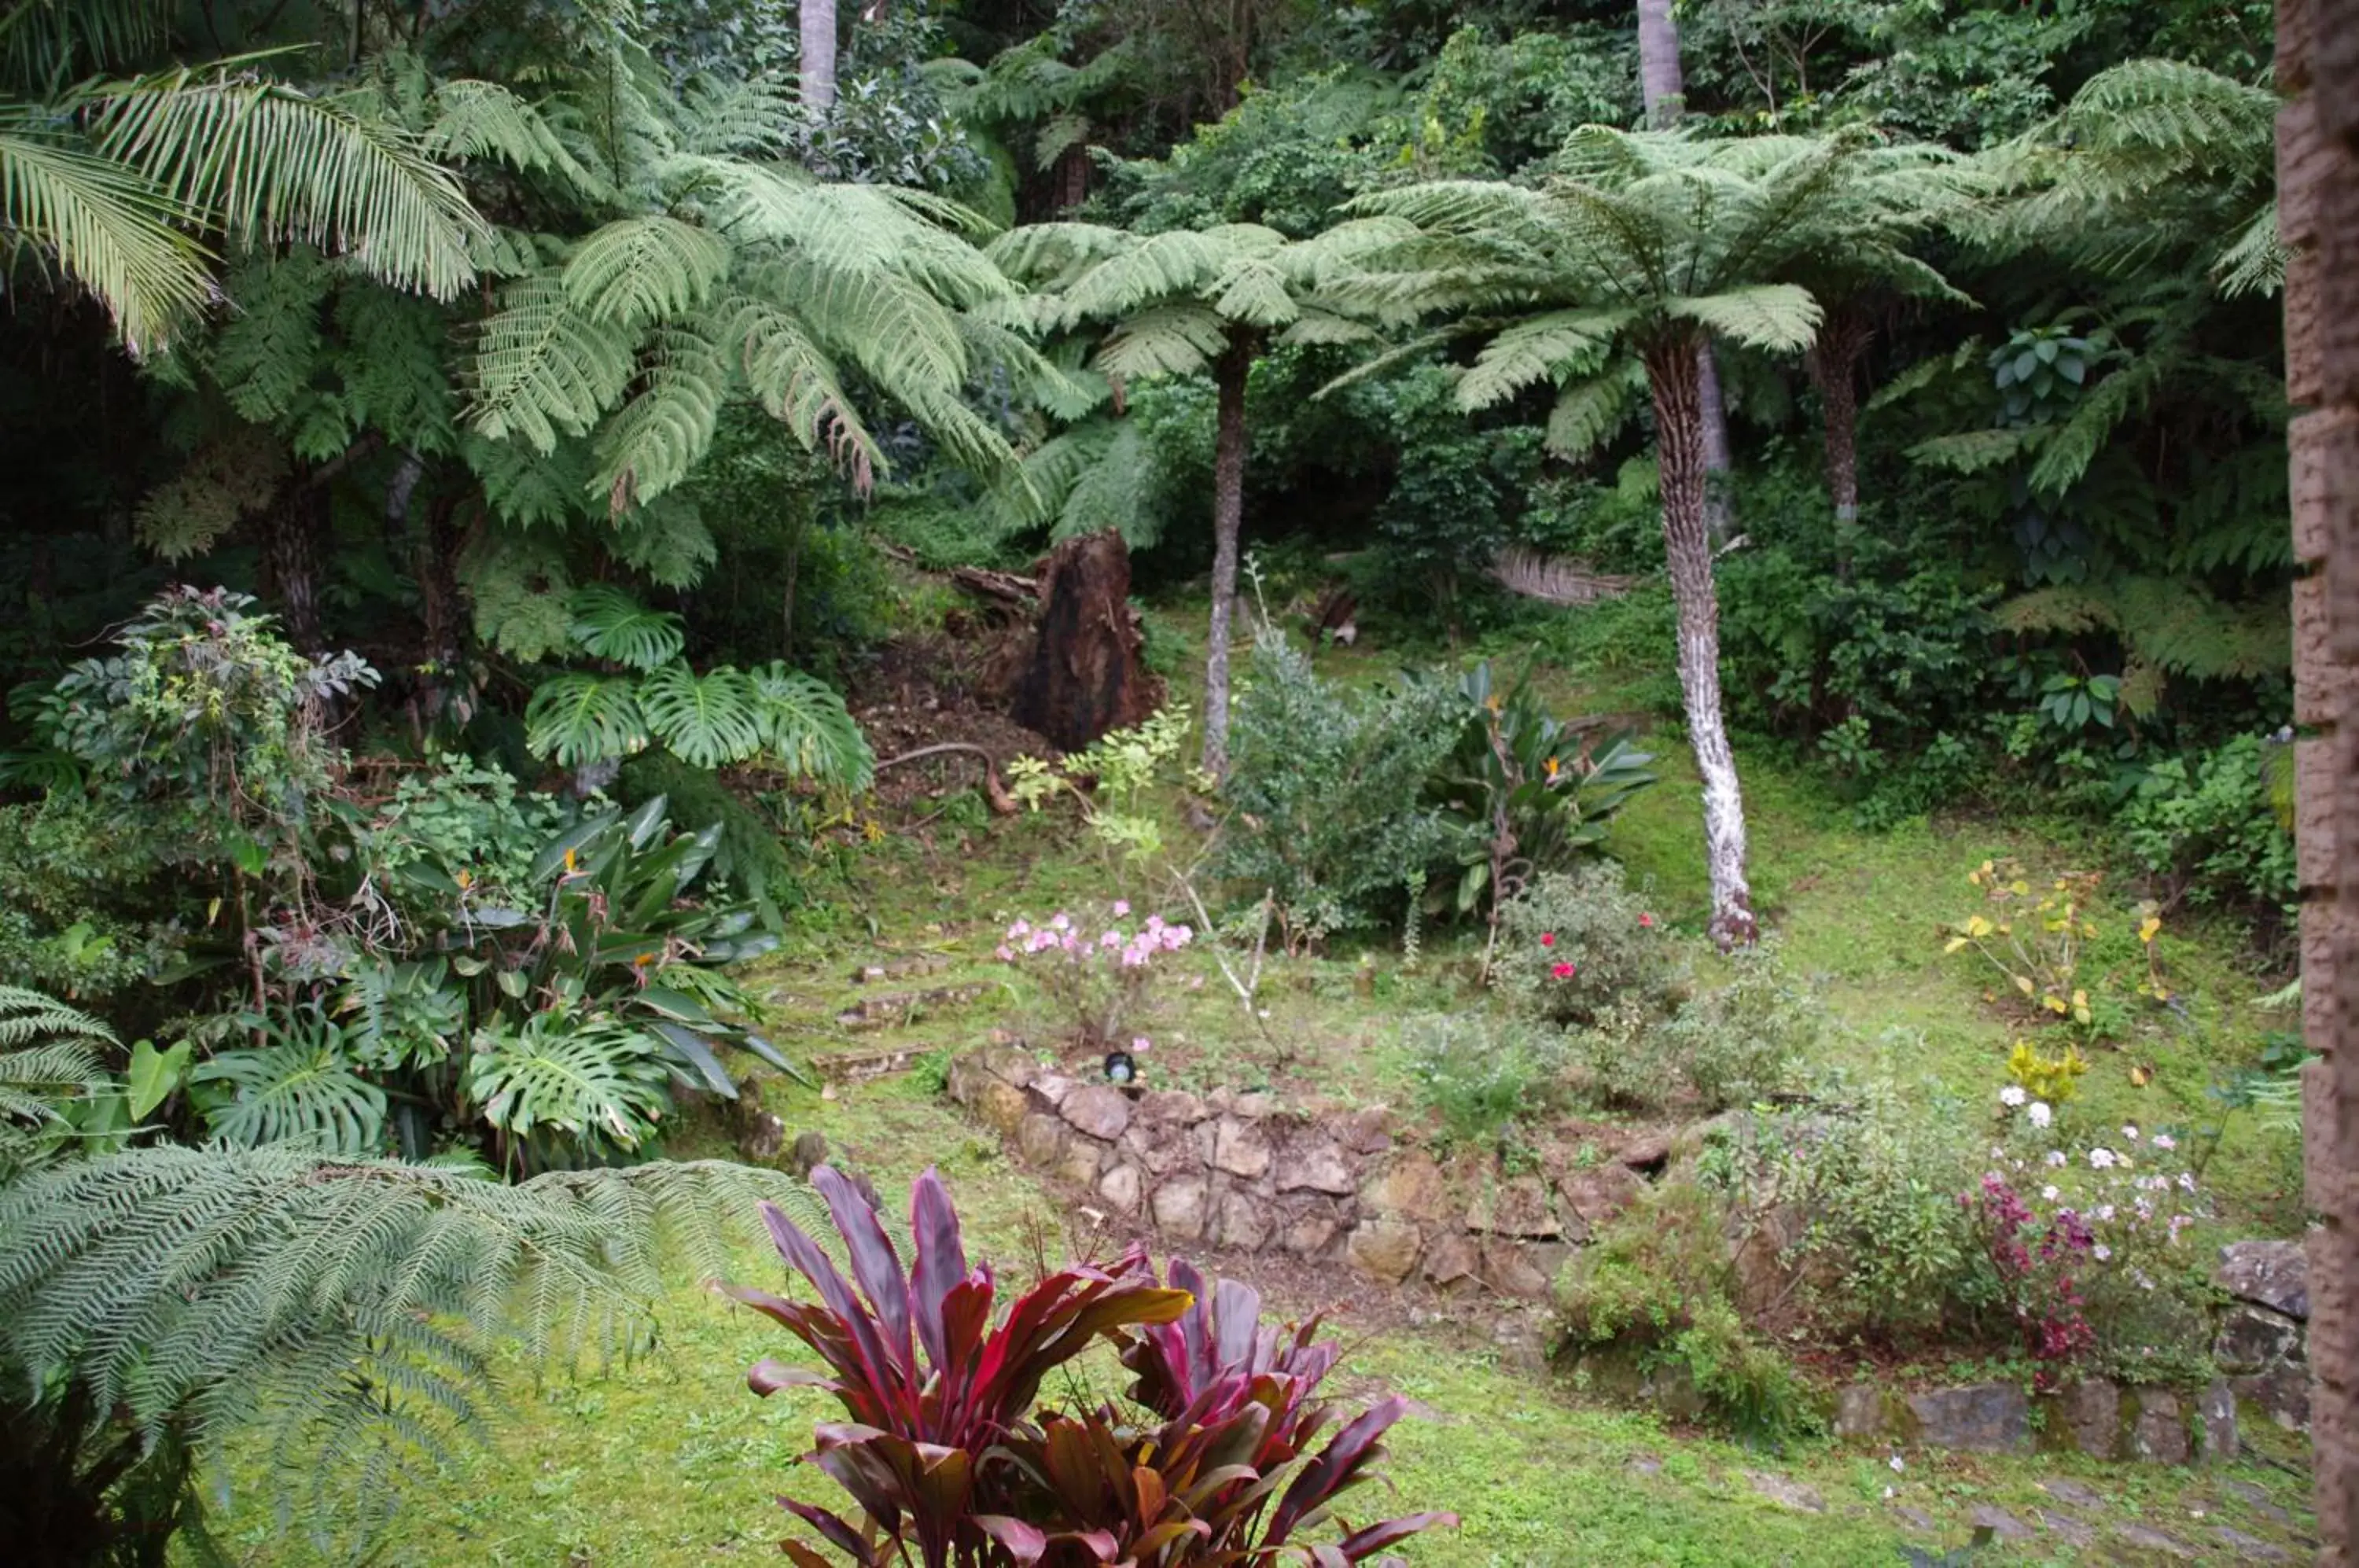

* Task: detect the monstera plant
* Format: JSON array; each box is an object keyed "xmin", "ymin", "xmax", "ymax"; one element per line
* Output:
[{"xmin": 726, "ymin": 1167, "xmax": 1455, "ymax": 1567}]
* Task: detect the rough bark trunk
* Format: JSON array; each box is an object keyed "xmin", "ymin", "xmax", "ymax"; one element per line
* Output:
[
  {"xmin": 259, "ymin": 480, "xmax": 327, "ymax": 653},
  {"xmin": 1009, "ymin": 530, "xmax": 1157, "ymax": 751},
  {"xmin": 800, "ymin": 0, "xmax": 837, "ymax": 112},
  {"xmin": 2283, "ymin": 0, "xmax": 2359, "ymax": 1550},
  {"xmin": 1200, "ymin": 333, "xmax": 1253, "ymax": 778},
  {"xmin": 1808, "ymin": 306, "xmax": 1870, "ymax": 527},
  {"xmin": 1645, "ymin": 334, "xmax": 1756, "ymax": 948},
  {"xmin": 1634, "ymin": 0, "xmax": 1735, "ymax": 546}
]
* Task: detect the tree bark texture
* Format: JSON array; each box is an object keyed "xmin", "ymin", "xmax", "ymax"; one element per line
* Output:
[
  {"xmin": 1808, "ymin": 305, "xmax": 1871, "ymax": 525},
  {"xmin": 800, "ymin": 0, "xmax": 837, "ymax": 112},
  {"xmin": 1644, "ymin": 334, "xmax": 1756, "ymax": 948},
  {"xmin": 1634, "ymin": 0, "xmax": 1735, "ymax": 544},
  {"xmin": 1200, "ymin": 333, "xmax": 1253, "ymax": 777},
  {"xmin": 1010, "ymin": 530, "xmax": 1158, "ymax": 752},
  {"xmin": 259, "ymin": 480, "xmax": 327, "ymax": 653},
  {"xmin": 2283, "ymin": 0, "xmax": 2359, "ymax": 1553}
]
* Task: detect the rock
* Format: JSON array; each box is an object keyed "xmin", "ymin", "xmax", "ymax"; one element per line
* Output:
[
  {"xmin": 1891, "ymin": 1506, "xmax": 1938, "ymax": 1534},
  {"xmin": 1966, "ymin": 1505, "xmax": 2033, "ymax": 1541},
  {"xmin": 1231, "ymin": 1091, "xmax": 1275, "ymax": 1120},
  {"xmin": 1150, "ymin": 1176, "xmax": 1209, "ymax": 1241},
  {"xmin": 1906, "ymin": 1384, "xmax": 2030, "ymax": 1455},
  {"xmin": 1217, "ymin": 1191, "xmax": 1274, "ymax": 1253},
  {"xmin": 2221, "ymin": 1478, "xmax": 2298, "ymax": 1526},
  {"xmin": 2037, "ymin": 1510, "xmax": 2095, "ymax": 1547},
  {"xmin": 1032, "ymin": 1073, "xmax": 1079, "ymax": 1108},
  {"xmin": 1345, "ymin": 1218, "xmax": 1423, "ymax": 1283},
  {"xmin": 2130, "ymin": 1389, "xmax": 2191, "ymax": 1464},
  {"xmin": 1341, "ymin": 1106, "xmax": 1396, "ymax": 1154},
  {"xmin": 1467, "ymin": 1175, "xmax": 1561, "ymax": 1239},
  {"xmin": 2198, "ymin": 1377, "xmax": 2238, "ymax": 1463},
  {"xmin": 1283, "ymin": 1206, "xmax": 1341, "ymax": 1257},
  {"xmin": 1099, "ymin": 1163, "xmax": 1142, "ymax": 1215},
  {"xmin": 1618, "ymin": 1132, "xmax": 1673, "ymax": 1170},
  {"xmin": 1559, "ymin": 1162, "xmax": 1645, "ymax": 1228},
  {"xmin": 2214, "ymin": 1305, "xmax": 2303, "ymax": 1373},
  {"xmin": 1480, "ymin": 1239, "xmax": 1554, "ymax": 1300},
  {"xmin": 979, "ymin": 1044, "xmax": 1040, "ymax": 1088},
  {"xmin": 738, "ymin": 1111, "xmax": 786, "ymax": 1161},
  {"xmin": 1832, "ymin": 1385, "xmax": 1889, "ymax": 1440},
  {"xmin": 1054, "ymin": 1139, "xmax": 1104, "ymax": 1190},
  {"xmin": 1275, "ymin": 1140, "xmax": 1356, "ymax": 1196},
  {"xmin": 971, "ymin": 1080, "xmax": 1030, "ymax": 1139},
  {"xmin": 1136, "ymin": 1088, "xmax": 1205, "ymax": 1125},
  {"xmin": 2212, "ymin": 1526, "xmax": 2289, "ymax": 1562},
  {"xmin": 2232, "ymin": 1364, "xmax": 2312, "ymax": 1432},
  {"xmin": 1018, "ymin": 1112, "xmax": 1066, "ymax": 1169},
  {"xmin": 1213, "ymin": 1117, "xmax": 1273, "ymax": 1180},
  {"xmin": 1059, "ymin": 1084, "xmax": 1132, "ymax": 1141},
  {"xmin": 1361, "ymin": 1151, "xmax": 1449, "ymax": 1224},
  {"xmin": 2040, "ymin": 1478, "xmax": 2107, "ymax": 1508},
  {"xmin": 1744, "ymin": 1472, "xmax": 1824, "ymax": 1514},
  {"xmin": 1421, "ymin": 1231, "xmax": 1481, "ymax": 1290},
  {"xmin": 1624, "ymin": 1453, "xmax": 1663, "ymax": 1478},
  {"xmin": 2112, "ymin": 1522, "xmax": 2195, "ymax": 1559},
  {"xmin": 2057, "ymin": 1378, "xmax": 2122, "ymax": 1459},
  {"xmin": 1123, "ymin": 1123, "xmax": 1199, "ymax": 1177},
  {"xmin": 2215, "ymin": 1239, "xmax": 2309, "ymax": 1319}
]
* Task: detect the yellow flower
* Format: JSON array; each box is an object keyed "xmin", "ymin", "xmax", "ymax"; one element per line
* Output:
[
  {"xmin": 862, "ymin": 817, "xmax": 885, "ymax": 844},
  {"xmin": 1544, "ymin": 756, "xmax": 1561, "ymax": 780},
  {"xmin": 2139, "ymin": 915, "xmax": 2161, "ymax": 944}
]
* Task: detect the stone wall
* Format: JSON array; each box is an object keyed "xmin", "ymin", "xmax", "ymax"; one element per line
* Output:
[
  {"xmin": 2215, "ymin": 1239, "xmax": 2313, "ymax": 1434},
  {"xmin": 945, "ymin": 1045, "xmax": 1657, "ymax": 1299},
  {"xmin": 1831, "ymin": 1378, "xmax": 2238, "ymax": 1464}
]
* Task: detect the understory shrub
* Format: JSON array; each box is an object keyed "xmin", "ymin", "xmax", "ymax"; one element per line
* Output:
[
  {"xmin": 1554, "ymin": 1180, "xmax": 1822, "ymax": 1446},
  {"xmin": 1211, "ymin": 635, "xmax": 1465, "ymax": 944},
  {"xmin": 1655, "ymin": 948, "xmax": 1819, "ymax": 1112},
  {"xmin": 1495, "ymin": 862, "xmax": 1676, "ymax": 1027},
  {"xmin": 0, "ymin": 800, "xmax": 185, "ymax": 1008},
  {"xmin": 2113, "ymin": 732, "xmax": 2297, "ymax": 922},
  {"xmin": 1401, "ymin": 1013, "xmax": 1562, "ymax": 1148}
]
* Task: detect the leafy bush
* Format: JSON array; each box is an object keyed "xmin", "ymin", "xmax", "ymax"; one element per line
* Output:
[
  {"xmin": 1655, "ymin": 948, "xmax": 1819, "ymax": 1113},
  {"xmin": 1495, "ymin": 861, "xmax": 1676, "ymax": 1029},
  {"xmin": 1210, "ymin": 635, "xmax": 1467, "ymax": 945},
  {"xmin": 995, "ymin": 904, "xmax": 1194, "ymax": 1053},
  {"xmin": 1401, "ymin": 1013, "xmax": 1562, "ymax": 1148},
  {"xmin": 2113, "ymin": 732, "xmax": 2297, "ymax": 919},
  {"xmin": 0, "ymin": 799, "xmax": 186, "ymax": 1007},
  {"xmin": 728, "ymin": 1166, "xmax": 1455, "ymax": 1566}
]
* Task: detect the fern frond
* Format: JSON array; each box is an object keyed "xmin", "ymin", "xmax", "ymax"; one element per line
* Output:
[
  {"xmin": 567, "ymin": 584, "xmax": 684, "ymax": 672},
  {"xmin": 1666, "ymin": 283, "xmax": 1821, "ymax": 353},
  {"xmin": 1456, "ymin": 308, "xmax": 1625, "ymax": 410},
  {"xmin": 1542, "ymin": 368, "xmax": 1641, "ymax": 459},
  {"xmin": 1095, "ymin": 302, "xmax": 1227, "ymax": 381},
  {"xmin": 565, "ymin": 215, "xmax": 731, "ymax": 326},
  {"xmin": 0, "ymin": 985, "xmax": 120, "ymax": 1051},
  {"xmin": 592, "ymin": 321, "xmax": 731, "ymax": 505},
  {"xmin": 466, "ymin": 273, "xmax": 639, "ymax": 452}
]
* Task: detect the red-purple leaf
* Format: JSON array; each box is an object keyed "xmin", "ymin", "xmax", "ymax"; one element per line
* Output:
[
  {"xmin": 973, "ymin": 1515, "xmax": 1047, "ymax": 1564},
  {"xmin": 909, "ymin": 1167, "xmax": 970, "ymax": 1376},
  {"xmin": 779, "ymin": 1496, "xmax": 879, "ymax": 1565},
  {"xmin": 749, "ymin": 1357, "xmax": 833, "ymax": 1396},
  {"xmin": 757, "ymin": 1200, "xmax": 907, "ymax": 1426},
  {"xmin": 1267, "ymin": 1397, "xmax": 1404, "ymax": 1543},
  {"xmin": 813, "ymin": 1165, "xmax": 916, "ymax": 1384},
  {"xmin": 1336, "ymin": 1511, "xmax": 1458, "ymax": 1558}
]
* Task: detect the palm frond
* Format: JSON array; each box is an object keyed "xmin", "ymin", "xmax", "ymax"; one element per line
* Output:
[{"xmin": 0, "ymin": 119, "xmax": 211, "ymax": 349}]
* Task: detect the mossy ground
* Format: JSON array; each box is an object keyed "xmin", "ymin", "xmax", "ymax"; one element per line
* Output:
[{"xmin": 227, "ymin": 600, "xmax": 2313, "ymax": 1565}]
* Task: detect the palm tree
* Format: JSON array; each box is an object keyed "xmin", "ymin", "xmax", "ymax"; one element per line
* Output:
[
  {"xmin": 984, "ymin": 219, "xmax": 1385, "ymax": 775},
  {"xmin": 1344, "ymin": 128, "xmax": 1887, "ymax": 944}
]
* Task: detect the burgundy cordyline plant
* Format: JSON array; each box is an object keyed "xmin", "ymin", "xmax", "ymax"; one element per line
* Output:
[{"xmin": 724, "ymin": 1167, "xmax": 1454, "ymax": 1567}]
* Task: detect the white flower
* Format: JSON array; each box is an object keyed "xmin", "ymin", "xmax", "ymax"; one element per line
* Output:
[
  {"xmin": 2042, "ymin": 1185, "xmax": 2061, "ymax": 1202},
  {"xmin": 2044, "ymin": 1150, "xmax": 2067, "ymax": 1167},
  {"xmin": 2122, "ymin": 1125, "xmax": 2139, "ymax": 1141},
  {"xmin": 2151, "ymin": 1133, "xmax": 2176, "ymax": 1150},
  {"xmin": 1999, "ymin": 1085, "xmax": 2027, "ymax": 1107},
  {"xmin": 1889, "ymin": 1455, "xmax": 1904, "ymax": 1473},
  {"xmin": 2089, "ymin": 1148, "xmax": 2118, "ymax": 1169},
  {"xmin": 2093, "ymin": 1243, "xmax": 2113, "ymax": 1261},
  {"xmin": 2028, "ymin": 1102, "xmax": 2053, "ymax": 1129},
  {"xmin": 2095, "ymin": 1204, "xmax": 2116, "ymax": 1222},
  {"xmin": 2177, "ymin": 1172, "xmax": 2197, "ymax": 1193}
]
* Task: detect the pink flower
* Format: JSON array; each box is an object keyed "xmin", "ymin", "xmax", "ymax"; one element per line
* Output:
[
  {"xmin": 1007, "ymin": 919, "xmax": 1031, "ymax": 939},
  {"xmin": 1132, "ymin": 1036, "xmax": 1151, "ymax": 1053},
  {"xmin": 1639, "ymin": 914, "xmax": 1655, "ymax": 929},
  {"xmin": 1050, "ymin": 913, "xmax": 1071, "ymax": 932},
  {"xmin": 1540, "ymin": 933, "xmax": 1556, "ymax": 948},
  {"xmin": 995, "ymin": 944, "xmax": 1015, "ymax": 963},
  {"xmin": 2151, "ymin": 1133, "xmax": 2176, "ymax": 1150},
  {"xmin": 1100, "ymin": 929, "xmax": 1121, "ymax": 948},
  {"xmin": 1551, "ymin": 962, "xmax": 1575, "ymax": 980},
  {"xmin": 1112, "ymin": 900, "xmax": 1132, "ymax": 917}
]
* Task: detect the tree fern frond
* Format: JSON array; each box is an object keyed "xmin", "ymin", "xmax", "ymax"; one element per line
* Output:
[
  {"xmin": 592, "ymin": 322, "xmax": 731, "ymax": 504},
  {"xmin": 745, "ymin": 663, "xmax": 874, "ymax": 788},
  {"xmin": 422, "ymin": 79, "xmax": 580, "ymax": 179},
  {"xmin": 1908, "ymin": 426, "xmax": 2040, "ymax": 474},
  {"xmin": 466, "ymin": 273, "xmax": 639, "ymax": 452},
  {"xmin": 727, "ymin": 295, "xmax": 880, "ymax": 483},
  {"xmin": 524, "ymin": 672, "xmax": 650, "ymax": 767},
  {"xmin": 1057, "ymin": 418, "xmax": 1162, "ymax": 548},
  {"xmin": 1095, "ymin": 302, "xmax": 1227, "ymax": 380},
  {"xmin": 1456, "ymin": 308, "xmax": 1626, "ymax": 410},
  {"xmin": 88, "ymin": 66, "xmax": 488, "ymax": 300},
  {"xmin": 567, "ymin": 584, "xmax": 684, "ymax": 672},
  {"xmin": 565, "ymin": 215, "xmax": 731, "ymax": 326},
  {"xmin": 1542, "ymin": 369, "xmax": 1640, "ymax": 459},
  {"xmin": 2027, "ymin": 351, "xmax": 2166, "ymax": 495},
  {"xmin": 1665, "ymin": 283, "xmax": 1821, "ymax": 353}
]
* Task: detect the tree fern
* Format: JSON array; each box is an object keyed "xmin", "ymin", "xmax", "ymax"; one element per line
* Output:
[
  {"xmin": 567, "ymin": 583, "xmax": 684, "ymax": 672},
  {"xmin": 0, "ymin": 1144, "xmax": 828, "ymax": 1553},
  {"xmin": 0, "ymin": 988, "xmax": 113, "ymax": 1156},
  {"xmin": 193, "ymin": 1017, "xmax": 387, "ymax": 1155},
  {"xmin": 564, "ymin": 214, "xmax": 731, "ymax": 326}
]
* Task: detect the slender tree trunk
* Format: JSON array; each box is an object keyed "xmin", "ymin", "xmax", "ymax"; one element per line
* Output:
[
  {"xmin": 800, "ymin": 0, "xmax": 837, "ymax": 112},
  {"xmin": 1808, "ymin": 305, "xmax": 1870, "ymax": 527},
  {"xmin": 260, "ymin": 480, "xmax": 328, "ymax": 653},
  {"xmin": 1635, "ymin": 0, "xmax": 1737, "ymax": 546},
  {"xmin": 2281, "ymin": 1, "xmax": 2359, "ymax": 1551},
  {"xmin": 1200, "ymin": 332, "xmax": 1253, "ymax": 778},
  {"xmin": 1644, "ymin": 334, "xmax": 1756, "ymax": 948}
]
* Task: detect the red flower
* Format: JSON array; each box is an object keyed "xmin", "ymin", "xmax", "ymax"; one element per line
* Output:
[
  {"xmin": 1540, "ymin": 933, "xmax": 1556, "ymax": 948},
  {"xmin": 1551, "ymin": 962, "xmax": 1575, "ymax": 979},
  {"xmin": 1639, "ymin": 913, "xmax": 1655, "ymax": 929}
]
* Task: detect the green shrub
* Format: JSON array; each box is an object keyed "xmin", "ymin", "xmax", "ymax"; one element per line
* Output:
[
  {"xmin": 1401, "ymin": 1013, "xmax": 1561, "ymax": 1148},
  {"xmin": 2114, "ymin": 732, "xmax": 2297, "ymax": 920},
  {"xmin": 1657, "ymin": 948, "xmax": 1818, "ymax": 1112},
  {"xmin": 1210, "ymin": 635, "xmax": 1467, "ymax": 944},
  {"xmin": 1495, "ymin": 861, "xmax": 1677, "ymax": 1028},
  {"xmin": 1561, "ymin": 995, "xmax": 1659, "ymax": 1112},
  {"xmin": 0, "ymin": 800, "xmax": 185, "ymax": 1007}
]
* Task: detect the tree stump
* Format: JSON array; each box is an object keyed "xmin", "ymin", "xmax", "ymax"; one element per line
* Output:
[{"xmin": 1010, "ymin": 531, "xmax": 1159, "ymax": 751}]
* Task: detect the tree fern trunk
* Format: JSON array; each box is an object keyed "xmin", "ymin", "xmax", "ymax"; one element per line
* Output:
[
  {"xmin": 2281, "ymin": 1, "xmax": 2359, "ymax": 1551},
  {"xmin": 1809, "ymin": 304, "xmax": 1870, "ymax": 530},
  {"xmin": 260, "ymin": 481, "xmax": 327, "ymax": 653},
  {"xmin": 1645, "ymin": 333, "xmax": 1755, "ymax": 948},
  {"xmin": 800, "ymin": 0, "xmax": 837, "ymax": 112},
  {"xmin": 1201, "ymin": 333, "xmax": 1253, "ymax": 778}
]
